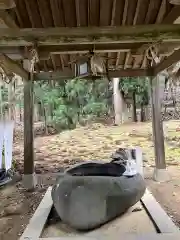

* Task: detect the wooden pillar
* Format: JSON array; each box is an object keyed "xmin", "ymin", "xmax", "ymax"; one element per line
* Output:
[
  {"xmin": 23, "ymin": 59, "xmax": 37, "ymax": 190},
  {"xmin": 150, "ymin": 75, "xmax": 169, "ymax": 182}
]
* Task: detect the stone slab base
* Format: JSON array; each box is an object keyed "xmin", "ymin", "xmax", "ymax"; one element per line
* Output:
[
  {"xmin": 22, "ymin": 173, "xmax": 37, "ymax": 190},
  {"xmin": 153, "ymin": 168, "xmax": 170, "ymax": 182}
]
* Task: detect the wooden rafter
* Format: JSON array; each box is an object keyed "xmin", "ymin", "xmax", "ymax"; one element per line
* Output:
[
  {"xmin": 75, "ymin": 0, "xmax": 80, "ymax": 27},
  {"xmin": 50, "ymin": 54, "xmax": 56, "ymax": 71},
  {"xmin": 124, "ymin": 52, "xmax": 130, "ymax": 69},
  {"xmin": 0, "ymin": 0, "xmax": 15, "ymax": 9},
  {"xmin": 156, "ymin": 0, "xmax": 167, "ymax": 24},
  {"xmin": 111, "ymin": 0, "xmax": 116, "ymax": 26},
  {"xmin": 0, "ymin": 9, "xmax": 18, "ymax": 28},
  {"xmin": 60, "ymin": 55, "xmax": 64, "ymax": 70},
  {"xmin": 116, "ymin": 52, "xmax": 120, "ymax": 68},
  {"xmin": 1, "ymin": 25, "xmax": 180, "ymax": 46},
  {"xmin": 131, "ymin": 5, "xmax": 180, "ymax": 56},
  {"xmin": 141, "ymin": 52, "xmax": 147, "ymax": 69},
  {"xmin": 0, "ymin": 53, "xmax": 29, "ymax": 79},
  {"xmin": 163, "ymin": 5, "xmax": 180, "ymax": 23},
  {"xmin": 145, "ymin": 0, "xmax": 153, "ymax": 24},
  {"xmin": 122, "ymin": 0, "xmax": 128, "ymax": 25},
  {"xmin": 153, "ymin": 48, "xmax": 180, "ymax": 75},
  {"xmin": 24, "ymin": 0, "xmax": 37, "ymax": 28},
  {"xmin": 133, "ymin": 0, "xmax": 141, "ymax": 25}
]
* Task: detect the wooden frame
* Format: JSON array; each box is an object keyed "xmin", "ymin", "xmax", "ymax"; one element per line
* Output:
[
  {"xmin": 1, "ymin": 25, "xmax": 180, "ymax": 47},
  {"xmin": 35, "ymin": 69, "xmax": 153, "ymax": 81},
  {"xmin": 20, "ymin": 187, "xmax": 179, "ymax": 240}
]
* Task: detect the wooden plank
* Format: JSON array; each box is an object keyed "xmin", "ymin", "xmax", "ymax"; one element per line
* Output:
[
  {"xmin": 0, "ymin": 53, "xmax": 29, "ymax": 79},
  {"xmin": 1, "ymin": 25, "xmax": 180, "ymax": 46},
  {"xmin": 38, "ymin": 234, "xmax": 180, "ymax": 240},
  {"xmin": 0, "ymin": 9, "xmax": 18, "ymax": 28},
  {"xmin": 34, "ymin": 68, "xmax": 153, "ymax": 81},
  {"xmin": 153, "ymin": 49, "xmax": 180, "ymax": 75},
  {"xmin": 20, "ymin": 187, "xmax": 53, "ymax": 240},
  {"xmin": 141, "ymin": 189, "xmax": 179, "ymax": 233}
]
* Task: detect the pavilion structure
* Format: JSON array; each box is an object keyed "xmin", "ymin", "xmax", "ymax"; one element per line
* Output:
[{"xmin": 1, "ymin": 0, "xmax": 180, "ymax": 189}]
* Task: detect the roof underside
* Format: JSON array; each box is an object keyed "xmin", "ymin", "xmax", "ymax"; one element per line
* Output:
[{"xmin": 1, "ymin": 0, "xmax": 180, "ymax": 74}]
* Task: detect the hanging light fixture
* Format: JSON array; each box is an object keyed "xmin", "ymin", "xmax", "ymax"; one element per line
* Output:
[
  {"xmin": 90, "ymin": 54, "xmax": 106, "ymax": 76},
  {"xmin": 74, "ymin": 56, "xmax": 90, "ymax": 78}
]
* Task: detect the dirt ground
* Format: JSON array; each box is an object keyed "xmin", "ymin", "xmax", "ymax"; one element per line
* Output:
[{"xmin": 1, "ymin": 120, "xmax": 180, "ymax": 240}]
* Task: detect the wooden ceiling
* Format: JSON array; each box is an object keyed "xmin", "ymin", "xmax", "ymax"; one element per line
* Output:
[{"xmin": 1, "ymin": 0, "xmax": 180, "ymax": 76}]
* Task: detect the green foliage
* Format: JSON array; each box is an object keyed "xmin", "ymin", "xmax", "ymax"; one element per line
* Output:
[
  {"xmin": 32, "ymin": 78, "xmax": 112, "ymax": 130},
  {"xmin": 120, "ymin": 77, "xmax": 149, "ymax": 105},
  {"xmin": 0, "ymin": 75, "xmax": 149, "ymax": 132}
]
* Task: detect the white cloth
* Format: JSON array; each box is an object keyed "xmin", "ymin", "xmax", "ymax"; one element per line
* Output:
[
  {"xmin": 0, "ymin": 121, "xmax": 4, "ymax": 168},
  {"xmin": 122, "ymin": 147, "xmax": 143, "ymax": 177},
  {"xmin": 135, "ymin": 147, "xmax": 143, "ymax": 176},
  {"xmin": 123, "ymin": 149, "xmax": 137, "ymax": 176},
  {"xmin": 0, "ymin": 120, "xmax": 14, "ymax": 170}
]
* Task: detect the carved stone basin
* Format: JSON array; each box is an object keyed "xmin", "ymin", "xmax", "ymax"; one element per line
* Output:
[{"xmin": 51, "ymin": 162, "xmax": 146, "ymax": 230}]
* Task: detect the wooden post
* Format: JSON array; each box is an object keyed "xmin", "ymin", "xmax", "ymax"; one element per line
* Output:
[
  {"xmin": 150, "ymin": 75, "xmax": 169, "ymax": 182},
  {"xmin": 23, "ymin": 59, "xmax": 37, "ymax": 190},
  {"xmin": 132, "ymin": 91, "xmax": 137, "ymax": 122}
]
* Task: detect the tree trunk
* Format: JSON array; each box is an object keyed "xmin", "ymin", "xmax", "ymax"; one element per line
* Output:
[
  {"xmin": 112, "ymin": 78, "xmax": 122, "ymax": 125},
  {"xmin": 144, "ymin": 105, "xmax": 150, "ymax": 121},
  {"xmin": 34, "ymin": 103, "xmax": 41, "ymax": 122},
  {"xmin": 49, "ymin": 80, "xmax": 54, "ymax": 121},
  {"xmin": 43, "ymin": 103, "xmax": 48, "ymax": 135},
  {"xmin": 8, "ymin": 80, "xmax": 15, "ymax": 121},
  {"xmin": 140, "ymin": 103, "xmax": 145, "ymax": 122},
  {"xmin": 132, "ymin": 91, "xmax": 137, "ymax": 122}
]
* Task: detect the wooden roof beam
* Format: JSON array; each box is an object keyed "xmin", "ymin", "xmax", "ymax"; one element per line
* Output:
[
  {"xmin": 1, "ymin": 25, "xmax": 180, "ymax": 46},
  {"xmin": 122, "ymin": 0, "xmax": 128, "ymax": 25},
  {"xmin": 156, "ymin": 0, "xmax": 167, "ymax": 23},
  {"xmin": 124, "ymin": 52, "xmax": 130, "ymax": 69},
  {"xmin": 152, "ymin": 48, "xmax": 180, "ymax": 75},
  {"xmin": 116, "ymin": 52, "xmax": 120, "ymax": 67},
  {"xmin": 163, "ymin": 5, "xmax": 180, "ymax": 23},
  {"xmin": 133, "ymin": 0, "xmax": 141, "ymax": 25},
  {"xmin": 127, "ymin": 5, "xmax": 180, "ymax": 55},
  {"xmin": 75, "ymin": 0, "xmax": 80, "ymax": 27},
  {"xmin": 38, "ymin": 43, "xmax": 137, "ymax": 55},
  {"xmin": 35, "ymin": 68, "xmax": 153, "ymax": 81},
  {"xmin": 0, "ymin": 0, "xmax": 15, "ymax": 9},
  {"xmin": 111, "ymin": 0, "xmax": 116, "ymax": 26},
  {"xmin": 0, "ymin": 53, "xmax": 29, "ymax": 79},
  {"xmin": 0, "ymin": 43, "xmax": 143, "ymax": 59},
  {"xmin": 0, "ymin": 9, "xmax": 18, "ymax": 28}
]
